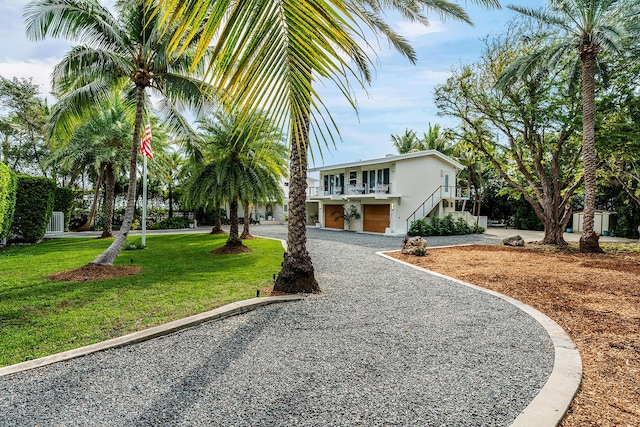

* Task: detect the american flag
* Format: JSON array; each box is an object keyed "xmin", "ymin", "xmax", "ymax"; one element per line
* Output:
[{"xmin": 140, "ymin": 124, "xmax": 153, "ymax": 159}]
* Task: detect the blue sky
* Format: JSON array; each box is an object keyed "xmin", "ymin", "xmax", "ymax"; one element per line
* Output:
[{"xmin": 0, "ymin": 0, "xmax": 544, "ymax": 166}]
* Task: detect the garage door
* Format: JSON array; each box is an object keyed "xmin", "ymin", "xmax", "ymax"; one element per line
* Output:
[
  {"xmin": 363, "ymin": 204, "xmax": 390, "ymax": 233},
  {"xmin": 324, "ymin": 204, "xmax": 344, "ymax": 229}
]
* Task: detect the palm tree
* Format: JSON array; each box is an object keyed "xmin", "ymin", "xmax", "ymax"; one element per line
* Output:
[
  {"xmin": 496, "ymin": 0, "xmax": 640, "ymax": 252},
  {"xmin": 25, "ymin": 0, "xmax": 212, "ymax": 265},
  {"xmin": 156, "ymin": 0, "xmax": 500, "ymax": 292},
  {"xmin": 391, "ymin": 128, "xmax": 420, "ymax": 154},
  {"xmin": 44, "ymin": 98, "xmax": 132, "ymax": 237},
  {"xmin": 420, "ymin": 123, "xmax": 455, "ymax": 156},
  {"xmin": 151, "ymin": 149, "xmax": 184, "ymax": 219},
  {"xmin": 183, "ymin": 111, "xmax": 287, "ymax": 251}
]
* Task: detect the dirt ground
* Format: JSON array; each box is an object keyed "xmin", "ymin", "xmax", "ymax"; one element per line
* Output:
[{"xmin": 389, "ymin": 244, "xmax": 640, "ymax": 427}]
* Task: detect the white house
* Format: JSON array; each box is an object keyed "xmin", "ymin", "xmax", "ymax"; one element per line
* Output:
[
  {"xmin": 247, "ymin": 176, "xmax": 319, "ymax": 223},
  {"xmin": 305, "ymin": 150, "xmax": 472, "ymax": 234}
]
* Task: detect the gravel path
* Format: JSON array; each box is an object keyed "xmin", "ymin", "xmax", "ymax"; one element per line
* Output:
[{"xmin": 0, "ymin": 226, "xmax": 554, "ymax": 426}]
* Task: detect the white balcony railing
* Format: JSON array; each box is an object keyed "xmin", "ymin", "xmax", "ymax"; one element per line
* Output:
[{"xmin": 307, "ymin": 183, "xmax": 391, "ymax": 198}]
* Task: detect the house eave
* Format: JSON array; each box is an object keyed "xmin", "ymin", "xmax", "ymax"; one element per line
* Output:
[{"xmin": 309, "ymin": 150, "xmax": 464, "ymax": 172}]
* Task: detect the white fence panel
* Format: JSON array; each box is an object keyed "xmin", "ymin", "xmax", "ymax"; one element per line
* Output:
[{"xmin": 46, "ymin": 211, "xmax": 65, "ymax": 236}]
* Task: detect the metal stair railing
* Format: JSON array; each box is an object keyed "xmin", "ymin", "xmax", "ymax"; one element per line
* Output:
[{"xmin": 406, "ymin": 186, "xmax": 445, "ymax": 232}]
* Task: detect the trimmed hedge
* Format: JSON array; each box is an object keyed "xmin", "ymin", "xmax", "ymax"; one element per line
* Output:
[
  {"xmin": 408, "ymin": 214, "xmax": 484, "ymax": 237},
  {"xmin": 11, "ymin": 175, "xmax": 56, "ymax": 243},
  {"xmin": 53, "ymin": 186, "xmax": 75, "ymax": 231},
  {"xmin": 0, "ymin": 163, "xmax": 17, "ymax": 239},
  {"xmin": 150, "ymin": 217, "xmax": 193, "ymax": 230}
]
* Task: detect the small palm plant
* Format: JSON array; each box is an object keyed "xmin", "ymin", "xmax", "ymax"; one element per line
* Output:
[{"xmin": 335, "ymin": 205, "xmax": 361, "ymax": 231}]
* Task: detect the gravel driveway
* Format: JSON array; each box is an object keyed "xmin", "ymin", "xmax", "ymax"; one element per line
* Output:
[{"xmin": 0, "ymin": 226, "xmax": 553, "ymax": 426}]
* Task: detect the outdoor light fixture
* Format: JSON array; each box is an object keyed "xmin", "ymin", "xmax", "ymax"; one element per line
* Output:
[{"xmin": 391, "ymin": 203, "xmax": 395, "ymax": 210}]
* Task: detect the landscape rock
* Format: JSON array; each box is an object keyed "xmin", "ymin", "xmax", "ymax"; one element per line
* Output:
[
  {"xmin": 502, "ymin": 235, "xmax": 525, "ymax": 247},
  {"xmin": 402, "ymin": 236, "xmax": 428, "ymax": 255}
]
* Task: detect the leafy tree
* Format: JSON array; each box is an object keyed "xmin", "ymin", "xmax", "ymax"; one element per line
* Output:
[
  {"xmin": 496, "ymin": 0, "xmax": 640, "ymax": 252},
  {"xmin": 156, "ymin": 0, "xmax": 500, "ymax": 292},
  {"xmin": 0, "ymin": 76, "xmax": 49, "ymax": 175},
  {"xmin": 435, "ymin": 22, "xmax": 583, "ymax": 245},
  {"xmin": 25, "ymin": 0, "xmax": 212, "ymax": 265}
]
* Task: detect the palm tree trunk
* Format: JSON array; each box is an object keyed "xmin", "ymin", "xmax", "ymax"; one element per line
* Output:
[
  {"xmin": 100, "ymin": 162, "xmax": 115, "ymax": 238},
  {"xmin": 274, "ymin": 105, "xmax": 320, "ymax": 293},
  {"xmin": 226, "ymin": 196, "xmax": 242, "ymax": 246},
  {"xmin": 210, "ymin": 202, "xmax": 224, "ymax": 234},
  {"xmin": 240, "ymin": 201, "xmax": 251, "ymax": 238},
  {"xmin": 579, "ymin": 48, "xmax": 603, "ymax": 253},
  {"xmin": 78, "ymin": 168, "xmax": 104, "ymax": 231},
  {"xmin": 168, "ymin": 184, "xmax": 173, "ymax": 218},
  {"xmin": 92, "ymin": 85, "xmax": 145, "ymax": 265}
]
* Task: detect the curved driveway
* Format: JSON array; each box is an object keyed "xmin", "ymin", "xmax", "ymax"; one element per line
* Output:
[{"xmin": 0, "ymin": 226, "xmax": 554, "ymax": 426}]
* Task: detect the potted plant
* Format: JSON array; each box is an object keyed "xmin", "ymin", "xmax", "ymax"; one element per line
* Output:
[{"xmin": 338, "ymin": 205, "xmax": 361, "ymax": 231}]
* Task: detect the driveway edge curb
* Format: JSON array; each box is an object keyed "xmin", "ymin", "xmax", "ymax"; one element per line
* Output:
[
  {"xmin": 377, "ymin": 250, "xmax": 582, "ymax": 427},
  {"xmin": 0, "ymin": 295, "xmax": 304, "ymax": 378}
]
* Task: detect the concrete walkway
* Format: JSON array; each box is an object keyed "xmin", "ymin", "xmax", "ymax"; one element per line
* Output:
[
  {"xmin": 483, "ymin": 227, "xmax": 635, "ymax": 244},
  {"xmin": 0, "ymin": 226, "xmax": 577, "ymax": 426}
]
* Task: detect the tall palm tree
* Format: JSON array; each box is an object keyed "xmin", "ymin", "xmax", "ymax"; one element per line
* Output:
[
  {"xmin": 496, "ymin": 0, "xmax": 640, "ymax": 253},
  {"xmin": 183, "ymin": 112, "xmax": 287, "ymax": 250},
  {"xmin": 156, "ymin": 0, "xmax": 499, "ymax": 292},
  {"xmin": 25, "ymin": 0, "xmax": 212, "ymax": 265}
]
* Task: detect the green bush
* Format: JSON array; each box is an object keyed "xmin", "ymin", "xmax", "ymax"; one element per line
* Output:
[
  {"xmin": 0, "ymin": 163, "xmax": 17, "ymax": 239},
  {"xmin": 512, "ymin": 200, "xmax": 544, "ymax": 231},
  {"xmin": 408, "ymin": 214, "xmax": 483, "ymax": 237},
  {"xmin": 53, "ymin": 186, "xmax": 75, "ymax": 232},
  {"xmin": 150, "ymin": 217, "xmax": 194, "ymax": 230},
  {"xmin": 10, "ymin": 175, "xmax": 56, "ymax": 243}
]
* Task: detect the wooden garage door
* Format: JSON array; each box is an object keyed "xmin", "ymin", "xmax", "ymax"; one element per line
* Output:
[
  {"xmin": 324, "ymin": 204, "xmax": 344, "ymax": 229},
  {"xmin": 363, "ymin": 204, "xmax": 390, "ymax": 233}
]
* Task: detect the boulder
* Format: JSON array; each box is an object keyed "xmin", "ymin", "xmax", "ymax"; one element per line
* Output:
[
  {"xmin": 402, "ymin": 236, "xmax": 428, "ymax": 255},
  {"xmin": 502, "ymin": 235, "xmax": 525, "ymax": 247}
]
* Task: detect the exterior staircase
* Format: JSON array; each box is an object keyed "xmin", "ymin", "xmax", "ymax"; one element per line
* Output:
[{"xmin": 406, "ymin": 186, "xmax": 473, "ymax": 232}]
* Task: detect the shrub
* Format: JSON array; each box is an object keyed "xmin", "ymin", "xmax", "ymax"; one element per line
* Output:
[
  {"xmin": 11, "ymin": 175, "xmax": 56, "ymax": 243},
  {"xmin": 53, "ymin": 186, "xmax": 75, "ymax": 232},
  {"xmin": 408, "ymin": 214, "xmax": 483, "ymax": 237},
  {"xmin": 0, "ymin": 163, "xmax": 17, "ymax": 240},
  {"xmin": 414, "ymin": 247, "xmax": 427, "ymax": 256},
  {"xmin": 150, "ymin": 217, "xmax": 193, "ymax": 230}
]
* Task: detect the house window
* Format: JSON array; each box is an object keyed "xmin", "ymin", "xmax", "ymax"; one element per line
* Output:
[
  {"xmin": 323, "ymin": 173, "xmax": 344, "ymax": 194},
  {"xmin": 283, "ymin": 204, "xmax": 288, "ymax": 213},
  {"xmin": 349, "ymin": 171, "xmax": 357, "ymax": 186},
  {"xmin": 362, "ymin": 168, "xmax": 390, "ymax": 193}
]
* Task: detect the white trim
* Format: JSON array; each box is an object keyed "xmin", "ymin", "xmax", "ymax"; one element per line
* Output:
[{"xmin": 310, "ymin": 150, "xmax": 464, "ymax": 172}]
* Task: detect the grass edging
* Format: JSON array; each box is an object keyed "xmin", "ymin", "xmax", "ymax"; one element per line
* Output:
[
  {"xmin": 377, "ymin": 250, "xmax": 583, "ymax": 427},
  {"xmin": 0, "ymin": 295, "xmax": 304, "ymax": 378}
]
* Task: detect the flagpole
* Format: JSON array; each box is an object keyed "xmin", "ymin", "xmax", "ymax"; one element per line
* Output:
[{"xmin": 142, "ymin": 154, "xmax": 148, "ymax": 247}]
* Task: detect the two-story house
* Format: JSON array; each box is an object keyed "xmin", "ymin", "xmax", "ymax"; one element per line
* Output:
[{"xmin": 305, "ymin": 150, "xmax": 471, "ymax": 234}]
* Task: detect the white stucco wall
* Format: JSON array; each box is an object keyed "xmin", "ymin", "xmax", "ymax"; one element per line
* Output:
[
  {"xmin": 310, "ymin": 151, "xmax": 463, "ymax": 234},
  {"xmin": 392, "ymin": 156, "xmax": 458, "ymax": 233}
]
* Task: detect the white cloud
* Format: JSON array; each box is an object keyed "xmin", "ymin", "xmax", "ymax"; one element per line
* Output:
[
  {"xmin": 0, "ymin": 58, "xmax": 59, "ymax": 99},
  {"xmin": 395, "ymin": 20, "xmax": 446, "ymax": 40}
]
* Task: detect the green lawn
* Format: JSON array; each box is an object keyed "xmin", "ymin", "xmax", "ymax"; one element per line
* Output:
[{"xmin": 0, "ymin": 233, "xmax": 284, "ymax": 367}]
